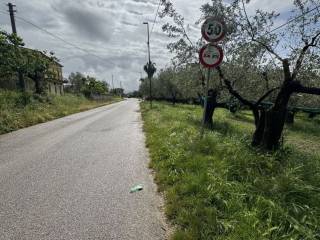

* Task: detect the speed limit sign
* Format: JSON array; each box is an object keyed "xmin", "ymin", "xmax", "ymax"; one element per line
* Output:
[
  {"xmin": 199, "ymin": 44, "xmax": 223, "ymax": 68},
  {"xmin": 201, "ymin": 17, "xmax": 226, "ymax": 43}
]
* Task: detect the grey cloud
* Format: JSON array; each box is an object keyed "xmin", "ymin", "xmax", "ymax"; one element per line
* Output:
[
  {"xmin": 0, "ymin": 0, "xmax": 207, "ymax": 91},
  {"xmin": 132, "ymin": 0, "xmax": 149, "ymax": 3},
  {"xmin": 128, "ymin": 10, "xmax": 143, "ymax": 16},
  {"xmin": 59, "ymin": 4, "xmax": 115, "ymax": 42},
  {"xmin": 121, "ymin": 21, "xmax": 139, "ymax": 27}
]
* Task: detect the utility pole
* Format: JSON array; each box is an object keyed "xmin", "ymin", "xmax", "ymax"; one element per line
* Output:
[
  {"xmin": 8, "ymin": 3, "xmax": 17, "ymax": 34},
  {"xmin": 143, "ymin": 22, "xmax": 152, "ymax": 108},
  {"xmin": 111, "ymin": 74, "xmax": 114, "ymax": 93},
  {"xmin": 120, "ymin": 81, "xmax": 123, "ymax": 98},
  {"xmin": 7, "ymin": 2, "xmax": 25, "ymax": 92}
]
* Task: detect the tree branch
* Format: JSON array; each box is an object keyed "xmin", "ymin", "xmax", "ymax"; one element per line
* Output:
[
  {"xmin": 241, "ymin": 0, "xmax": 255, "ymax": 38},
  {"xmin": 255, "ymin": 87, "xmax": 279, "ymax": 106},
  {"xmin": 292, "ymin": 31, "xmax": 320, "ymax": 80},
  {"xmin": 216, "ymin": 67, "xmax": 255, "ymax": 108},
  {"xmin": 241, "ymin": 0, "xmax": 284, "ymax": 62},
  {"xmin": 295, "ymin": 85, "xmax": 320, "ymax": 95}
]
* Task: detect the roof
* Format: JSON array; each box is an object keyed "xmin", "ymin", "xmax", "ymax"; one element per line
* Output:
[{"xmin": 21, "ymin": 47, "xmax": 63, "ymax": 67}]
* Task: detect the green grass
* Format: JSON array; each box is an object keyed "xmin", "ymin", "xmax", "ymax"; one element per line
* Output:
[
  {"xmin": 0, "ymin": 90, "xmax": 121, "ymax": 134},
  {"xmin": 141, "ymin": 101, "xmax": 320, "ymax": 240}
]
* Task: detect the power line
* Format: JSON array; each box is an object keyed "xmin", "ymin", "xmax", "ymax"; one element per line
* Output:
[
  {"xmin": 254, "ymin": 4, "xmax": 320, "ymax": 65},
  {"xmin": 0, "ymin": 10, "xmax": 141, "ymax": 74},
  {"xmin": 150, "ymin": 0, "xmax": 161, "ymax": 38},
  {"xmin": 15, "ymin": 15, "xmax": 116, "ymax": 66},
  {"xmin": 267, "ymin": 5, "xmax": 320, "ymax": 34}
]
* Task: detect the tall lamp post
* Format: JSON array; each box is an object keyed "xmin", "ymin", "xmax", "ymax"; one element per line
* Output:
[{"xmin": 143, "ymin": 22, "xmax": 153, "ymax": 108}]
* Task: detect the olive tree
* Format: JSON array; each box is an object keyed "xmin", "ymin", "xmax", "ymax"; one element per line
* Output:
[{"xmin": 160, "ymin": 0, "xmax": 320, "ymax": 150}]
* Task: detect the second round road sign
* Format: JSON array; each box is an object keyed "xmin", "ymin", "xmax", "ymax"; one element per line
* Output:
[{"xmin": 199, "ymin": 44, "xmax": 223, "ymax": 68}]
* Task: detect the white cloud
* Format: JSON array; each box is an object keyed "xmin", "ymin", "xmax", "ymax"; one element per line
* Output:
[{"xmin": 0, "ymin": 0, "xmax": 298, "ymax": 91}]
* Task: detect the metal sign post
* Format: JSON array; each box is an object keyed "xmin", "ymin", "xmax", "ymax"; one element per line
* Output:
[
  {"xmin": 199, "ymin": 17, "xmax": 226, "ymax": 135},
  {"xmin": 201, "ymin": 68, "xmax": 211, "ymax": 123}
]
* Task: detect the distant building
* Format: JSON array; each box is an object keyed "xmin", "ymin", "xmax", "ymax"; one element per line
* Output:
[
  {"xmin": 45, "ymin": 57, "xmax": 64, "ymax": 95},
  {"xmin": 0, "ymin": 48, "xmax": 64, "ymax": 95}
]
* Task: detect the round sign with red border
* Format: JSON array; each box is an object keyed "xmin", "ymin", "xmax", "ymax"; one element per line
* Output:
[
  {"xmin": 201, "ymin": 17, "xmax": 226, "ymax": 43},
  {"xmin": 199, "ymin": 44, "xmax": 223, "ymax": 68}
]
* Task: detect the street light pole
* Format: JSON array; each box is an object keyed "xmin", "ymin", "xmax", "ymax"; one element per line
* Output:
[
  {"xmin": 143, "ymin": 22, "xmax": 152, "ymax": 108},
  {"xmin": 144, "ymin": 22, "xmax": 151, "ymax": 64}
]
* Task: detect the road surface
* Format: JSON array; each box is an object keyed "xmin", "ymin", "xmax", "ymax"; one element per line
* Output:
[{"xmin": 0, "ymin": 99, "xmax": 168, "ymax": 240}]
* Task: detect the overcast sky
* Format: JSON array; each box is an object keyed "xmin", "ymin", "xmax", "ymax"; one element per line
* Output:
[{"xmin": 0, "ymin": 0, "xmax": 296, "ymax": 91}]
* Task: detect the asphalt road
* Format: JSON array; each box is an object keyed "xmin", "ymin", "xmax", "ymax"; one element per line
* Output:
[{"xmin": 0, "ymin": 99, "xmax": 168, "ymax": 240}]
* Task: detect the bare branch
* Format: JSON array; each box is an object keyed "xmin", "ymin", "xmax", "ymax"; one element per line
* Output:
[
  {"xmin": 241, "ymin": 0, "xmax": 255, "ymax": 38},
  {"xmin": 216, "ymin": 66, "xmax": 254, "ymax": 108},
  {"xmin": 255, "ymin": 87, "xmax": 279, "ymax": 106},
  {"xmin": 292, "ymin": 31, "xmax": 320, "ymax": 80},
  {"xmin": 180, "ymin": 24, "xmax": 195, "ymax": 49},
  {"xmin": 253, "ymin": 39, "xmax": 284, "ymax": 62},
  {"xmin": 283, "ymin": 59, "xmax": 292, "ymax": 82},
  {"xmin": 241, "ymin": 0, "xmax": 284, "ymax": 62}
]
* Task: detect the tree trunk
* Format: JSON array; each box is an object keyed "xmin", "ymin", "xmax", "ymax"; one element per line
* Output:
[
  {"xmin": 197, "ymin": 92, "xmax": 204, "ymax": 107},
  {"xmin": 18, "ymin": 71, "xmax": 25, "ymax": 92},
  {"xmin": 203, "ymin": 89, "xmax": 218, "ymax": 128},
  {"xmin": 261, "ymin": 84, "xmax": 292, "ymax": 150},
  {"xmin": 261, "ymin": 108, "xmax": 287, "ymax": 150},
  {"xmin": 258, "ymin": 60, "xmax": 294, "ymax": 150},
  {"xmin": 309, "ymin": 112, "xmax": 317, "ymax": 118},
  {"xmin": 28, "ymin": 71, "xmax": 44, "ymax": 94},
  {"xmin": 285, "ymin": 111, "xmax": 295, "ymax": 124},
  {"xmin": 172, "ymin": 93, "xmax": 176, "ymax": 105},
  {"xmin": 35, "ymin": 77, "xmax": 41, "ymax": 94},
  {"xmin": 252, "ymin": 109, "xmax": 265, "ymax": 146}
]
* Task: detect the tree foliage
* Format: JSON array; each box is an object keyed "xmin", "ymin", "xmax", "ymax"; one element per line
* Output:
[
  {"xmin": 0, "ymin": 30, "xmax": 60, "ymax": 94},
  {"xmin": 67, "ymin": 72, "xmax": 109, "ymax": 97},
  {"xmin": 156, "ymin": 0, "xmax": 320, "ymax": 150},
  {"xmin": 140, "ymin": 64, "xmax": 205, "ymax": 102}
]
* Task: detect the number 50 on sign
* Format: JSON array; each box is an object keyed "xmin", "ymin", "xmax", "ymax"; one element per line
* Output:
[{"xmin": 201, "ymin": 17, "xmax": 226, "ymax": 43}]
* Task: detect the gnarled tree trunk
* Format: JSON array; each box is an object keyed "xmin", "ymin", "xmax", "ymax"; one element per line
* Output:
[
  {"xmin": 285, "ymin": 111, "xmax": 295, "ymax": 124},
  {"xmin": 171, "ymin": 92, "xmax": 176, "ymax": 105},
  {"xmin": 203, "ymin": 89, "xmax": 218, "ymax": 128},
  {"xmin": 252, "ymin": 109, "xmax": 265, "ymax": 146}
]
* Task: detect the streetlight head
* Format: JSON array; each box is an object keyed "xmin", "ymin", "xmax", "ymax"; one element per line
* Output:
[{"xmin": 143, "ymin": 22, "xmax": 148, "ymax": 25}]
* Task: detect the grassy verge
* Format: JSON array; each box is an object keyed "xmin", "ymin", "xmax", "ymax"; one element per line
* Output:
[
  {"xmin": 141, "ymin": 101, "xmax": 320, "ymax": 240},
  {"xmin": 0, "ymin": 90, "xmax": 121, "ymax": 134}
]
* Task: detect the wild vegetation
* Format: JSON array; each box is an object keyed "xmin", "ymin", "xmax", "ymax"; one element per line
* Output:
[
  {"xmin": 139, "ymin": 0, "xmax": 320, "ymax": 239},
  {"xmin": 65, "ymin": 72, "xmax": 110, "ymax": 97},
  {"xmin": 0, "ymin": 90, "xmax": 119, "ymax": 134},
  {"xmin": 0, "ymin": 29, "xmax": 121, "ymax": 134},
  {"xmin": 141, "ymin": 101, "xmax": 320, "ymax": 240},
  {"xmin": 140, "ymin": 0, "xmax": 320, "ymax": 151},
  {"xmin": 0, "ymin": 30, "xmax": 61, "ymax": 94}
]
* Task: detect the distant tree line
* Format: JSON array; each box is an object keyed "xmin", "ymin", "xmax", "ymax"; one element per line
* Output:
[{"xmin": 65, "ymin": 72, "xmax": 110, "ymax": 97}]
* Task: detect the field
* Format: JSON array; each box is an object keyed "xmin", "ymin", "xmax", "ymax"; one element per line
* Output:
[
  {"xmin": 141, "ymin": 101, "xmax": 320, "ymax": 240},
  {"xmin": 0, "ymin": 90, "xmax": 120, "ymax": 134}
]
